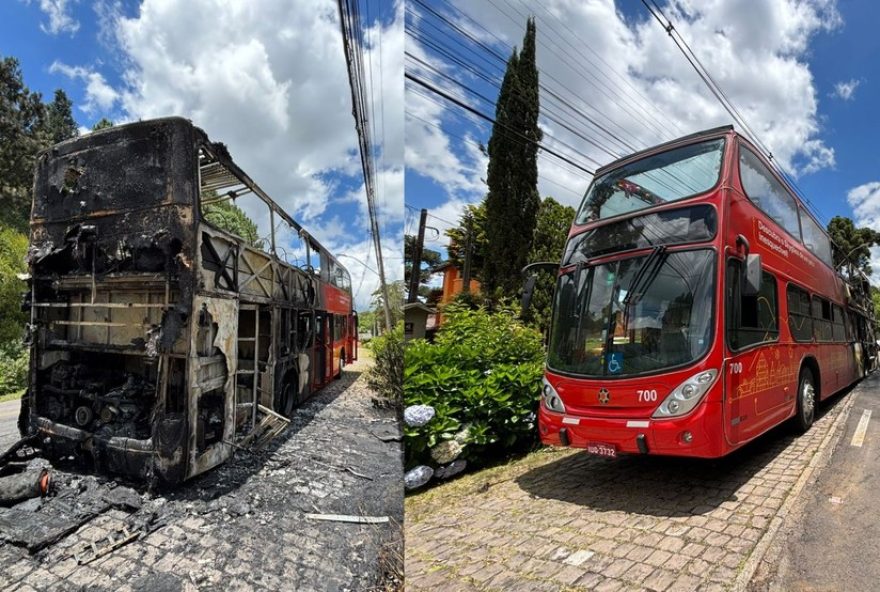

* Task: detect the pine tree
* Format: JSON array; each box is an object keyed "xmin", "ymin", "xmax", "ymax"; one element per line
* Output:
[
  {"xmin": 44, "ymin": 89, "xmax": 78, "ymax": 144},
  {"xmin": 482, "ymin": 18, "xmax": 541, "ymax": 299},
  {"xmin": 0, "ymin": 56, "xmax": 48, "ymax": 232},
  {"xmin": 92, "ymin": 118, "xmax": 114, "ymax": 131}
]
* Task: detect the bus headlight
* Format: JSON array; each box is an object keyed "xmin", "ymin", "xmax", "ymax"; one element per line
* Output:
[
  {"xmin": 652, "ymin": 369, "xmax": 718, "ymax": 419},
  {"xmin": 542, "ymin": 377, "xmax": 566, "ymax": 413}
]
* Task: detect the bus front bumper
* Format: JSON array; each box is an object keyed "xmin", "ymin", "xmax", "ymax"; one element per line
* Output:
[{"xmin": 537, "ymin": 401, "xmax": 725, "ymax": 458}]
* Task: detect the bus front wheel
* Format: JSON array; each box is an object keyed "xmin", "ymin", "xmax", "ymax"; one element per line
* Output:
[{"xmin": 794, "ymin": 368, "xmax": 816, "ymax": 433}]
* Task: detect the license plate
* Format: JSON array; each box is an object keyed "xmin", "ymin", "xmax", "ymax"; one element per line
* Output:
[{"xmin": 586, "ymin": 442, "xmax": 617, "ymax": 458}]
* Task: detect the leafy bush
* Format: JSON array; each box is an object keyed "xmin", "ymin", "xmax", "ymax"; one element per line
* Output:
[
  {"xmin": 367, "ymin": 322, "xmax": 403, "ymax": 408},
  {"xmin": 0, "ymin": 226, "xmax": 28, "ymax": 345},
  {"xmin": 404, "ymin": 304, "xmax": 544, "ymax": 472},
  {"xmin": 0, "ymin": 342, "xmax": 28, "ymax": 396}
]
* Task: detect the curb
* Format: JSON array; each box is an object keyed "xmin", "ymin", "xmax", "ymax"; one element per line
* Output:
[{"xmin": 732, "ymin": 384, "xmax": 860, "ymax": 592}]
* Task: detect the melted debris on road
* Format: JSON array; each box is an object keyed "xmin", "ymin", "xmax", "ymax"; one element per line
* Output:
[{"xmin": 0, "ymin": 360, "xmax": 402, "ymax": 592}]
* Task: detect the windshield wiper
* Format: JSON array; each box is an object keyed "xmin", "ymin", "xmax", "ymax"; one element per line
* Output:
[
  {"xmin": 621, "ymin": 245, "xmax": 667, "ymax": 331},
  {"xmin": 623, "ymin": 245, "xmax": 667, "ymax": 309}
]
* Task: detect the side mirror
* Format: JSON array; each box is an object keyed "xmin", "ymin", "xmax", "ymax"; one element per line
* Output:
[
  {"xmin": 521, "ymin": 274, "xmax": 537, "ymax": 313},
  {"xmin": 520, "ymin": 261, "xmax": 560, "ymax": 315},
  {"xmin": 743, "ymin": 253, "xmax": 762, "ymax": 296}
]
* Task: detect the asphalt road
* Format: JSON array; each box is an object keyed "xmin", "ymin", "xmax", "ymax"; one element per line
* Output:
[
  {"xmin": 757, "ymin": 371, "xmax": 880, "ymax": 591},
  {"xmin": 0, "ymin": 398, "xmax": 22, "ymax": 452}
]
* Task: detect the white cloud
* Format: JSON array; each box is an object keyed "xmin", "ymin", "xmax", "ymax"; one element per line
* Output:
[
  {"xmin": 832, "ymin": 78, "xmax": 861, "ymax": 101},
  {"xmin": 26, "ymin": 0, "xmax": 80, "ymax": 36},
  {"xmin": 846, "ymin": 181, "xmax": 880, "ymax": 282},
  {"xmin": 49, "ymin": 61, "xmax": 120, "ymax": 114},
  {"xmin": 68, "ymin": 0, "xmax": 403, "ymax": 301},
  {"xmin": 409, "ymin": 0, "xmax": 842, "ymax": 227},
  {"xmin": 98, "ymin": 0, "xmax": 403, "ymax": 232}
]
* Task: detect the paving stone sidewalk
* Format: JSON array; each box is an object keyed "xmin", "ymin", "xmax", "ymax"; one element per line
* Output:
[
  {"xmin": 0, "ymin": 357, "xmax": 403, "ymax": 592},
  {"xmin": 406, "ymin": 388, "xmax": 855, "ymax": 592}
]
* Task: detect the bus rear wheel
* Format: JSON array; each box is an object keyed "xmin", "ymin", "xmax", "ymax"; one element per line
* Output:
[
  {"xmin": 276, "ymin": 375, "xmax": 297, "ymax": 419},
  {"xmin": 794, "ymin": 368, "xmax": 816, "ymax": 433},
  {"xmin": 336, "ymin": 350, "xmax": 345, "ymax": 380}
]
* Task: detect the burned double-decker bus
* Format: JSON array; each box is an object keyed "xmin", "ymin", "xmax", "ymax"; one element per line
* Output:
[{"xmin": 21, "ymin": 117, "xmax": 356, "ymax": 484}]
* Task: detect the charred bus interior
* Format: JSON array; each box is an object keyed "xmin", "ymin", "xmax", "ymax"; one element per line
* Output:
[{"xmin": 21, "ymin": 118, "xmax": 355, "ymax": 484}]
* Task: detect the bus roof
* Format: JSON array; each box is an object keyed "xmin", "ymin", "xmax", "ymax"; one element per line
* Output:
[
  {"xmin": 39, "ymin": 116, "xmax": 350, "ymax": 278},
  {"xmin": 594, "ymin": 125, "xmax": 733, "ymax": 177}
]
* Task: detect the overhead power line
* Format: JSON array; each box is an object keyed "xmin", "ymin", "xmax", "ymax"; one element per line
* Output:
[
  {"xmin": 337, "ymin": 0, "xmax": 392, "ymax": 330},
  {"xmin": 406, "ymin": 71, "xmax": 595, "ymax": 176},
  {"xmin": 639, "ymin": 0, "xmax": 827, "ymax": 225}
]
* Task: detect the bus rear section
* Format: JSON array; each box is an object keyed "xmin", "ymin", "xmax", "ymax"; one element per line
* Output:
[{"xmin": 23, "ymin": 118, "xmax": 197, "ymax": 483}]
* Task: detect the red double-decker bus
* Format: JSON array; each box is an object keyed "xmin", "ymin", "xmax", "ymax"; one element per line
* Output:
[{"xmin": 536, "ymin": 126, "xmax": 876, "ymax": 459}]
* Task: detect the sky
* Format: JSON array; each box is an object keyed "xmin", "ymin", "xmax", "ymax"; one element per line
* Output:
[
  {"xmin": 404, "ymin": 0, "xmax": 880, "ymax": 282},
  {"xmin": 2, "ymin": 0, "xmax": 403, "ymax": 311}
]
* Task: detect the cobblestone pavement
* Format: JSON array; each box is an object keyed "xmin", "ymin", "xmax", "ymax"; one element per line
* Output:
[
  {"xmin": 0, "ymin": 357, "xmax": 403, "ymax": 592},
  {"xmin": 406, "ymin": 387, "xmax": 857, "ymax": 592}
]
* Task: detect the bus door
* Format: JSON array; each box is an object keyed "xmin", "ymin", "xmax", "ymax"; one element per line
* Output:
[
  {"xmin": 724, "ymin": 261, "xmax": 785, "ymax": 444},
  {"xmin": 314, "ymin": 312, "xmax": 327, "ymax": 388},
  {"xmin": 351, "ymin": 311, "xmax": 358, "ymax": 361}
]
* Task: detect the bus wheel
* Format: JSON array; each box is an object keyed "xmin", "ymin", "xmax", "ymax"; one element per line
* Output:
[
  {"xmin": 276, "ymin": 375, "xmax": 297, "ymax": 419},
  {"xmin": 794, "ymin": 368, "xmax": 816, "ymax": 433},
  {"xmin": 336, "ymin": 351, "xmax": 345, "ymax": 380},
  {"xmin": 17, "ymin": 389, "xmax": 30, "ymax": 438}
]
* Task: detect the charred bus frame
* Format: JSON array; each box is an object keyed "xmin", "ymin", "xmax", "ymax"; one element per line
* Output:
[{"xmin": 20, "ymin": 117, "xmax": 355, "ymax": 484}]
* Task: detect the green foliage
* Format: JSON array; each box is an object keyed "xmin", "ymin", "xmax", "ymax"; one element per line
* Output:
[
  {"xmin": 43, "ymin": 89, "xmax": 78, "ymax": 145},
  {"xmin": 828, "ymin": 216, "xmax": 880, "ymax": 275},
  {"xmin": 403, "ymin": 304, "xmax": 544, "ymax": 471},
  {"xmin": 367, "ymin": 322, "xmax": 403, "ymax": 407},
  {"xmin": 202, "ymin": 197, "xmax": 262, "ymax": 247},
  {"xmin": 404, "ymin": 234, "xmax": 442, "ymax": 294},
  {"xmin": 0, "ymin": 56, "xmax": 50, "ymax": 232},
  {"xmin": 91, "ymin": 118, "xmax": 114, "ymax": 131},
  {"xmin": 0, "ymin": 226, "xmax": 28, "ymax": 344},
  {"xmin": 523, "ymin": 197, "xmax": 574, "ymax": 334},
  {"xmin": 445, "ymin": 202, "xmax": 487, "ymax": 273},
  {"xmin": 0, "ymin": 342, "xmax": 28, "ymax": 396},
  {"xmin": 372, "ymin": 280, "xmax": 405, "ymax": 332},
  {"xmin": 482, "ymin": 18, "xmax": 542, "ymax": 298}
]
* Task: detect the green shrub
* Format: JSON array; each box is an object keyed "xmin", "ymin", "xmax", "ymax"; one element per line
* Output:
[
  {"xmin": 404, "ymin": 303, "xmax": 544, "ymax": 471},
  {"xmin": 0, "ymin": 342, "xmax": 28, "ymax": 396},
  {"xmin": 367, "ymin": 322, "xmax": 403, "ymax": 408},
  {"xmin": 0, "ymin": 226, "xmax": 28, "ymax": 345}
]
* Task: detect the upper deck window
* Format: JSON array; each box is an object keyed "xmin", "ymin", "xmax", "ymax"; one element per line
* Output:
[
  {"xmin": 800, "ymin": 207, "xmax": 833, "ymax": 268},
  {"xmin": 738, "ymin": 145, "xmax": 801, "ymax": 240},
  {"xmin": 576, "ymin": 138, "xmax": 725, "ymax": 224}
]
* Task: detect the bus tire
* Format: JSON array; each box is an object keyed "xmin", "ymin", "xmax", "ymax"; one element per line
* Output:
[
  {"xmin": 336, "ymin": 350, "xmax": 345, "ymax": 380},
  {"xmin": 794, "ymin": 368, "xmax": 816, "ymax": 433},
  {"xmin": 276, "ymin": 373, "xmax": 297, "ymax": 419},
  {"xmin": 17, "ymin": 389, "xmax": 30, "ymax": 438}
]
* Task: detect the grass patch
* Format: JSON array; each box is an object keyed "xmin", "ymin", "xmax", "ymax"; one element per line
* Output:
[{"xmin": 0, "ymin": 389, "xmax": 24, "ymax": 403}]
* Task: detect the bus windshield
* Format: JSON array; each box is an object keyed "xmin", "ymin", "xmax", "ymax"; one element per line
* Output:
[
  {"xmin": 576, "ymin": 138, "xmax": 725, "ymax": 224},
  {"xmin": 548, "ymin": 249, "xmax": 716, "ymax": 377}
]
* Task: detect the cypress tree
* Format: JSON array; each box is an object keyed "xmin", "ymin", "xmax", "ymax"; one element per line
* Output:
[{"xmin": 482, "ymin": 18, "xmax": 541, "ymax": 299}]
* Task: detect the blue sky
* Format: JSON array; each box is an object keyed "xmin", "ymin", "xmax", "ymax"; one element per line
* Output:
[
  {"xmin": 2, "ymin": 0, "xmax": 403, "ymax": 311},
  {"xmin": 404, "ymin": 0, "xmax": 880, "ymax": 279}
]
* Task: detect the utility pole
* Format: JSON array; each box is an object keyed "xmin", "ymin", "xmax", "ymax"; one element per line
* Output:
[
  {"xmin": 462, "ymin": 219, "xmax": 473, "ymax": 294},
  {"xmin": 407, "ymin": 208, "xmax": 427, "ymax": 304},
  {"xmin": 337, "ymin": 0, "xmax": 392, "ymax": 332}
]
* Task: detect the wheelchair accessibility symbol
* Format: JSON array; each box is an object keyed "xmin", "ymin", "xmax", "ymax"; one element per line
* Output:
[{"xmin": 607, "ymin": 352, "xmax": 623, "ymax": 374}]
